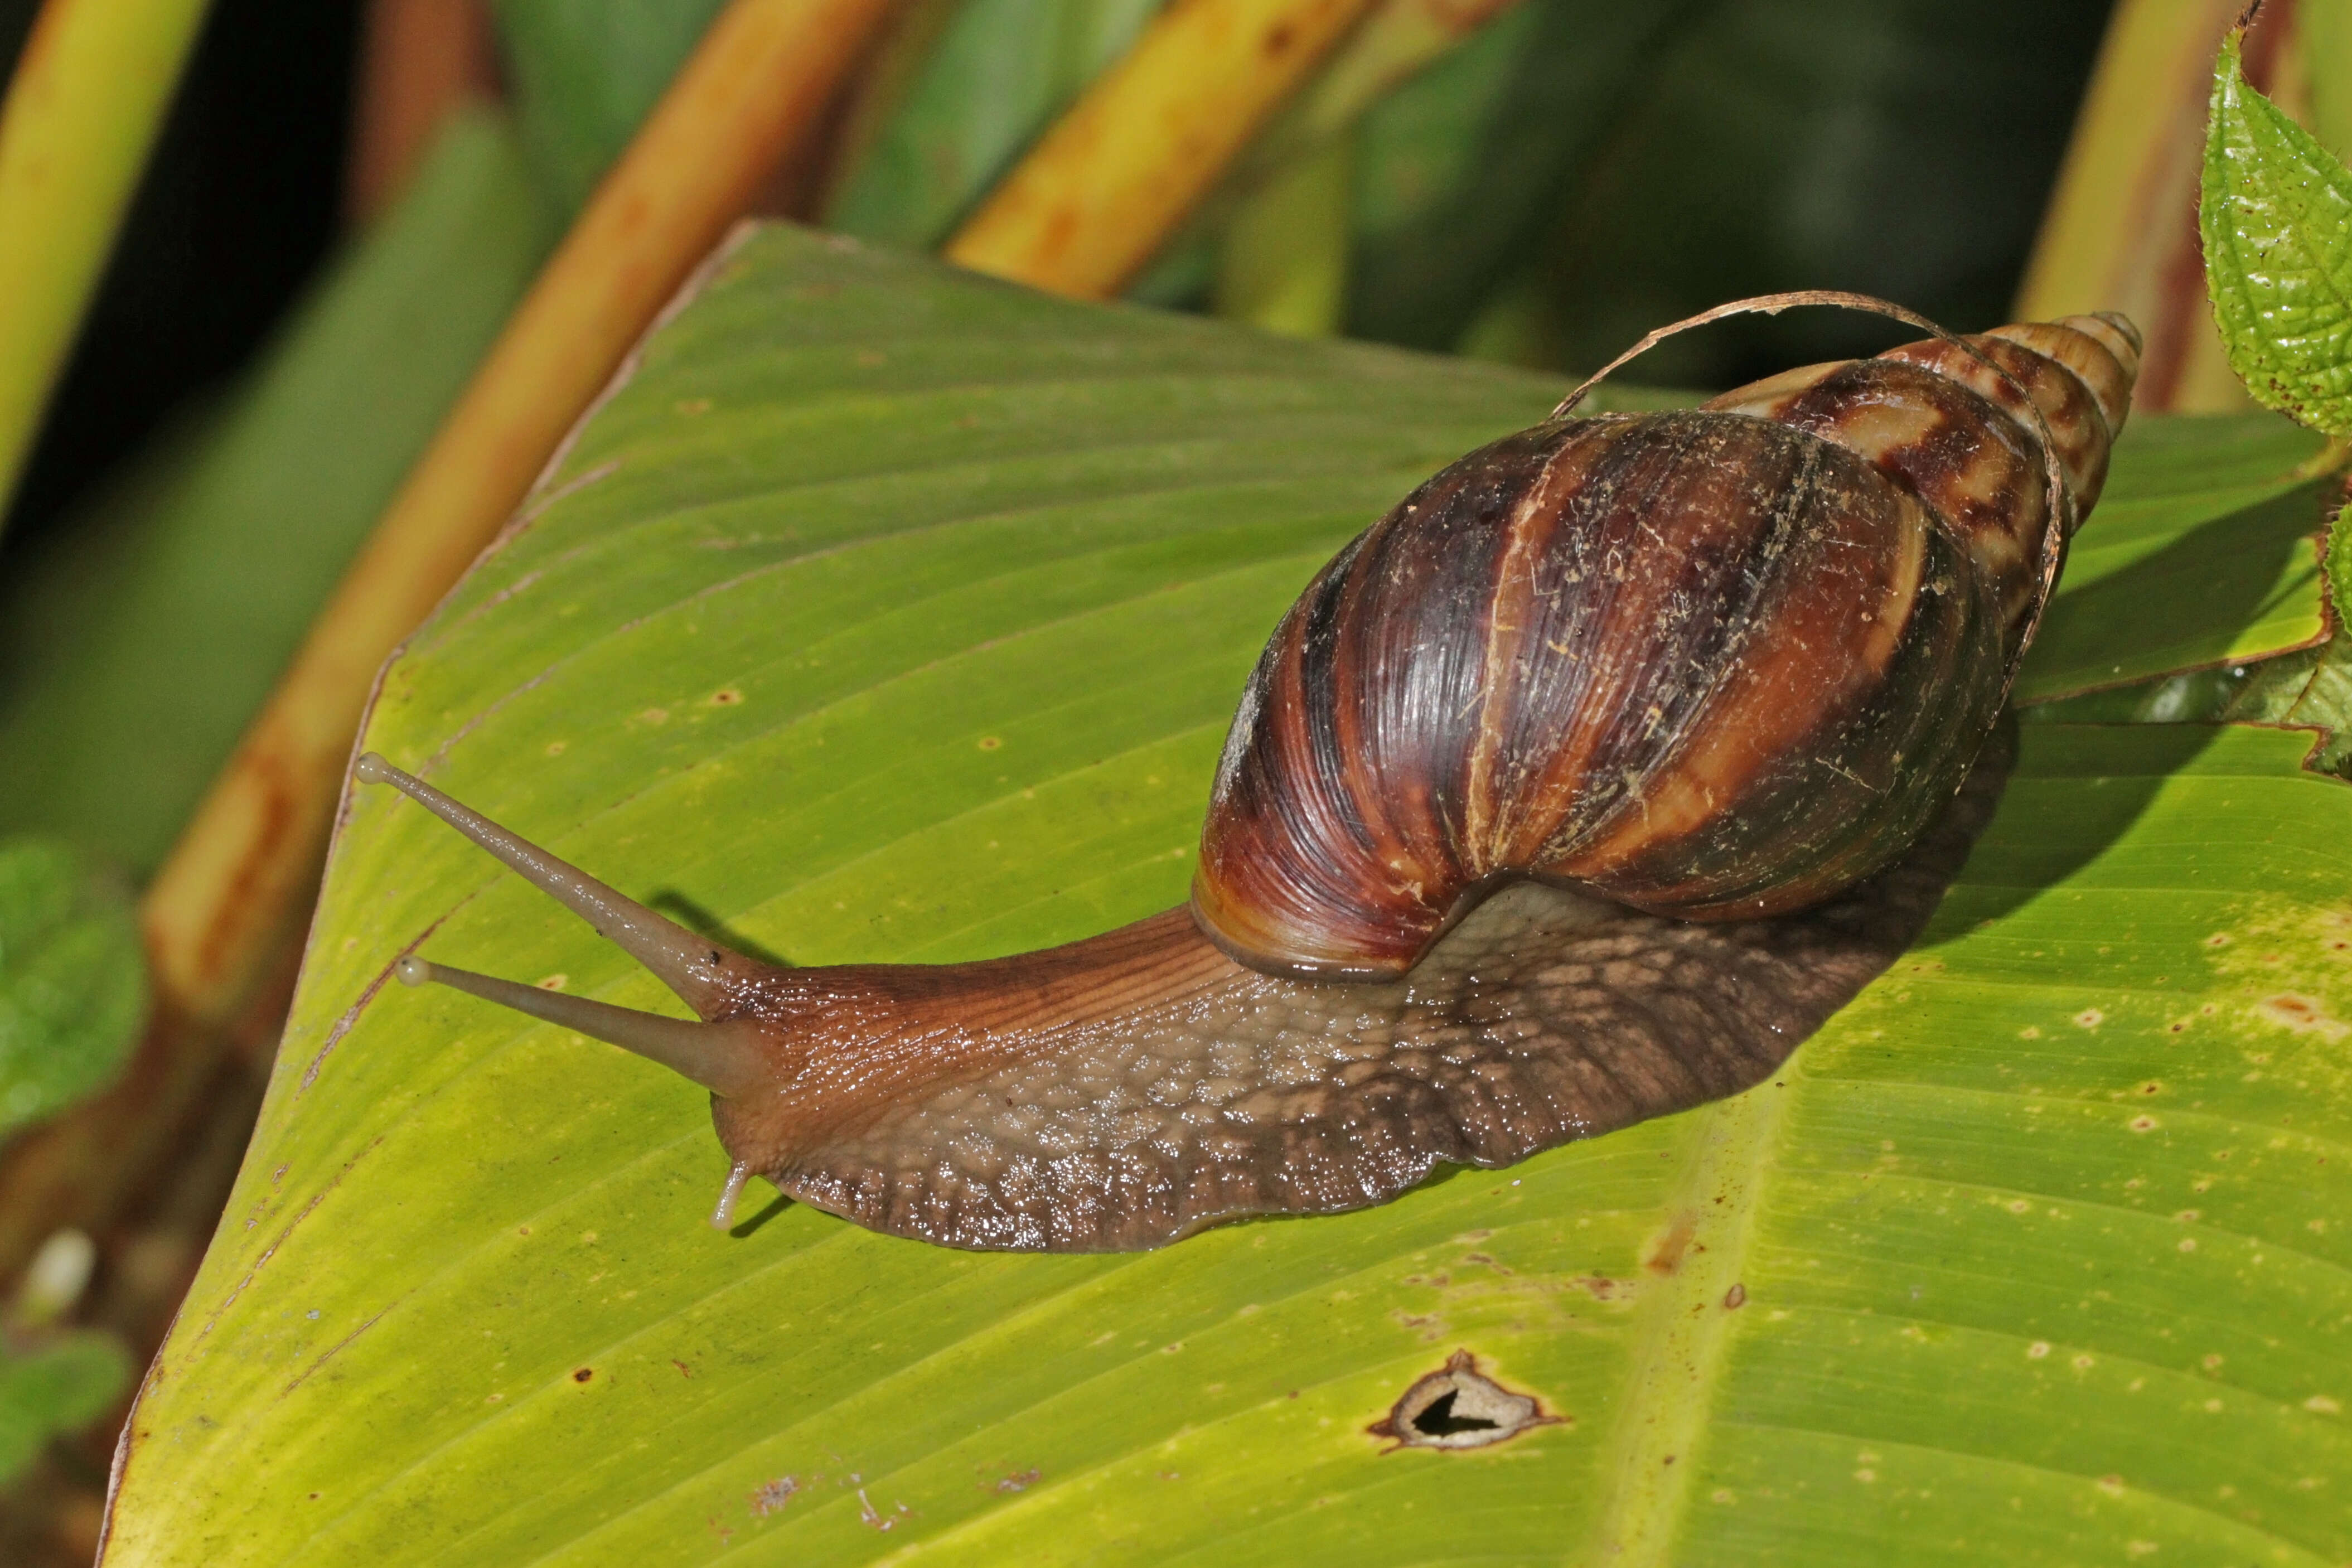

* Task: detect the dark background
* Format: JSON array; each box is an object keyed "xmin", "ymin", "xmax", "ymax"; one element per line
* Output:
[
  {"xmin": 0, "ymin": 0, "xmax": 359, "ymax": 557},
  {"xmin": 0, "ymin": 0, "xmax": 2116, "ymax": 570}
]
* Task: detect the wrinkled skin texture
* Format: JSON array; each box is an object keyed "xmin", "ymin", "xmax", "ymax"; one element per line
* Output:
[{"xmin": 723, "ymin": 725, "xmax": 2010, "ymax": 1250}]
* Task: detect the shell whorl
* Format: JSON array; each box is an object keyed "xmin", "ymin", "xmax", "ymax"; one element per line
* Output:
[{"xmin": 1192, "ymin": 312, "xmax": 2141, "ymax": 979}]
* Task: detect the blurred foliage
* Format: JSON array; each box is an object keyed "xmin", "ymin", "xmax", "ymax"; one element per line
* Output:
[
  {"xmin": 0, "ymin": 839, "xmax": 143, "ymax": 1139},
  {"xmin": 1346, "ymin": 0, "xmax": 1705, "ymax": 357},
  {"xmin": 0, "ymin": 0, "xmax": 2124, "ymax": 883},
  {"xmin": 1438, "ymin": 0, "xmax": 2109, "ymax": 385},
  {"xmin": 488, "ymin": 0, "xmax": 730, "ymax": 217},
  {"xmin": 0, "ymin": 0, "xmax": 356, "ymax": 560},
  {"xmin": 0, "ymin": 110, "xmax": 554, "ymax": 873},
  {"xmin": 0, "ymin": 1332, "xmax": 129, "ymax": 1485},
  {"xmin": 0, "ymin": 1230, "xmax": 125, "ymax": 1490},
  {"xmin": 824, "ymin": 0, "xmax": 1162, "ymax": 248}
]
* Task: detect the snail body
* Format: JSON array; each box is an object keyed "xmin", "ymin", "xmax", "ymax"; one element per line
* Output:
[{"xmin": 359, "ymin": 301, "xmax": 2138, "ymax": 1251}]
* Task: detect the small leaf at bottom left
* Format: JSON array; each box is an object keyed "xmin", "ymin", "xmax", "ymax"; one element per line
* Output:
[
  {"xmin": 0, "ymin": 1331, "xmax": 131, "ymax": 1484},
  {"xmin": 0, "ymin": 838, "xmax": 147, "ymax": 1136}
]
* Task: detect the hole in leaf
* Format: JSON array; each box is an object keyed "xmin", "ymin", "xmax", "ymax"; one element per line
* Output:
[
  {"xmin": 1367, "ymin": 1349, "xmax": 1564, "ymax": 1451},
  {"xmin": 1411, "ymin": 1389, "xmax": 1499, "ymax": 1436}
]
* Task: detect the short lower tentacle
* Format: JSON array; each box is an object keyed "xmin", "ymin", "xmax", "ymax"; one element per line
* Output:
[{"xmin": 396, "ymin": 956, "xmax": 770, "ymax": 1098}]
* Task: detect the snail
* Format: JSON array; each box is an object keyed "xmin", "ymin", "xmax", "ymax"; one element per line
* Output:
[{"xmin": 354, "ymin": 293, "xmax": 2138, "ymax": 1252}]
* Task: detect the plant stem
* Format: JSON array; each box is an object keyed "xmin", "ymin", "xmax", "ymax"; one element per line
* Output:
[
  {"xmin": 945, "ymin": 0, "xmax": 1380, "ymax": 298},
  {"xmin": 0, "ymin": 0, "xmax": 213, "ymax": 531},
  {"xmin": 142, "ymin": 0, "xmax": 894, "ymax": 1028},
  {"xmin": 1213, "ymin": 125, "xmax": 1353, "ymax": 337},
  {"xmin": 2012, "ymin": 0, "xmax": 2274, "ymax": 413},
  {"xmin": 0, "ymin": 0, "xmax": 893, "ymax": 1320}
]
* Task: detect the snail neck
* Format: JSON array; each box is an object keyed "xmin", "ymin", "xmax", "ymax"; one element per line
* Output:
[{"xmin": 711, "ymin": 908, "xmax": 1246, "ymax": 1171}]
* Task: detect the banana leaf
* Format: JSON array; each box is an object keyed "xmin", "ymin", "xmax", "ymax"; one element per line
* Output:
[{"xmin": 98, "ymin": 229, "xmax": 2352, "ymax": 1567}]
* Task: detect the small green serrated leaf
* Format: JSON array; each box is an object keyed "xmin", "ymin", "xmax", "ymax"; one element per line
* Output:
[
  {"xmin": 2201, "ymin": 27, "xmax": 2352, "ymax": 434},
  {"xmin": 0, "ymin": 839, "xmax": 147, "ymax": 1136},
  {"xmin": 0, "ymin": 1332, "xmax": 133, "ymax": 1485}
]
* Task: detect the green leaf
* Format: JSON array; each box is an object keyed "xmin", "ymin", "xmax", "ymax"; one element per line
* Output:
[
  {"xmin": 2014, "ymin": 410, "xmax": 2331, "ymax": 703},
  {"xmin": 2203, "ymin": 27, "xmax": 2352, "ymax": 435},
  {"xmin": 2021, "ymin": 430, "xmax": 2352, "ymax": 776},
  {"xmin": 0, "ymin": 110, "xmax": 555, "ymax": 872},
  {"xmin": 0, "ymin": 1332, "xmax": 132, "ymax": 1485},
  {"xmin": 822, "ymin": 0, "xmax": 1160, "ymax": 249},
  {"xmin": 101, "ymin": 230, "xmax": 2352, "ymax": 1566},
  {"xmin": 0, "ymin": 838, "xmax": 144, "ymax": 1136},
  {"xmin": 491, "ymin": 0, "xmax": 732, "ymax": 217}
]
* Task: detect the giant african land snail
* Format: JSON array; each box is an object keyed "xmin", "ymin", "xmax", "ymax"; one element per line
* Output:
[{"xmin": 355, "ymin": 294, "xmax": 2140, "ymax": 1251}]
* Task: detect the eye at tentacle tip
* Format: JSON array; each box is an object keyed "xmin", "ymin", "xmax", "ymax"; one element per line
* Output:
[{"xmin": 395, "ymin": 955, "xmax": 434, "ymax": 988}]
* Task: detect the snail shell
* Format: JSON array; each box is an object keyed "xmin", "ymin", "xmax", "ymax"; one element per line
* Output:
[
  {"xmin": 1197, "ymin": 309, "xmax": 2138, "ymax": 975},
  {"xmin": 357, "ymin": 301, "xmax": 2138, "ymax": 1251}
]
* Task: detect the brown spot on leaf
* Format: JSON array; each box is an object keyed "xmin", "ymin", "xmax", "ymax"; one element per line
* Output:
[
  {"xmin": 709, "ymin": 688, "xmax": 743, "ymax": 706},
  {"xmin": 2258, "ymin": 994, "xmax": 2345, "ymax": 1036},
  {"xmin": 1641, "ymin": 1212, "xmax": 1698, "ymax": 1276},
  {"xmin": 750, "ymin": 1476, "xmax": 797, "ymax": 1516},
  {"xmin": 1723, "ymin": 1283, "xmax": 1747, "ymax": 1309},
  {"xmin": 572, "ymin": 1367, "xmax": 593, "ymax": 1383},
  {"xmin": 993, "ymin": 1467, "xmax": 1040, "ymax": 1494},
  {"xmin": 1367, "ymin": 1350, "xmax": 1565, "ymax": 1451}
]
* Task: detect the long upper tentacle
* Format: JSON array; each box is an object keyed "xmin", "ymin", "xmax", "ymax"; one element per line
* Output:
[{"xmin": 357, "ymin": 753, "xmax": 756, "ymax": 1020}]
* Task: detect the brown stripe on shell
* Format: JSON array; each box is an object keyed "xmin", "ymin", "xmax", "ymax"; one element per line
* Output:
[
  {"xmin": 1543, "ymin": 422, "xmax": 2003, "ymax": 918},
  {"xmin": 1992, "ymin": 318, "xmax": 2136, "ymax": 437},
  {"xmin": 2055, "ymin": 311, "xmax": 2143, "ymax": 395},
  {"xmin": 1192, "ymin": 414, "xmax": 1995, "ymax": 971},
  {"xmin": 1707, "ymin": 357, "xmax": 2050, "ymax": 643},
  {"xmin": 1879, "ymin": 328, "xmax": 2124, "ymax": 516}
]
